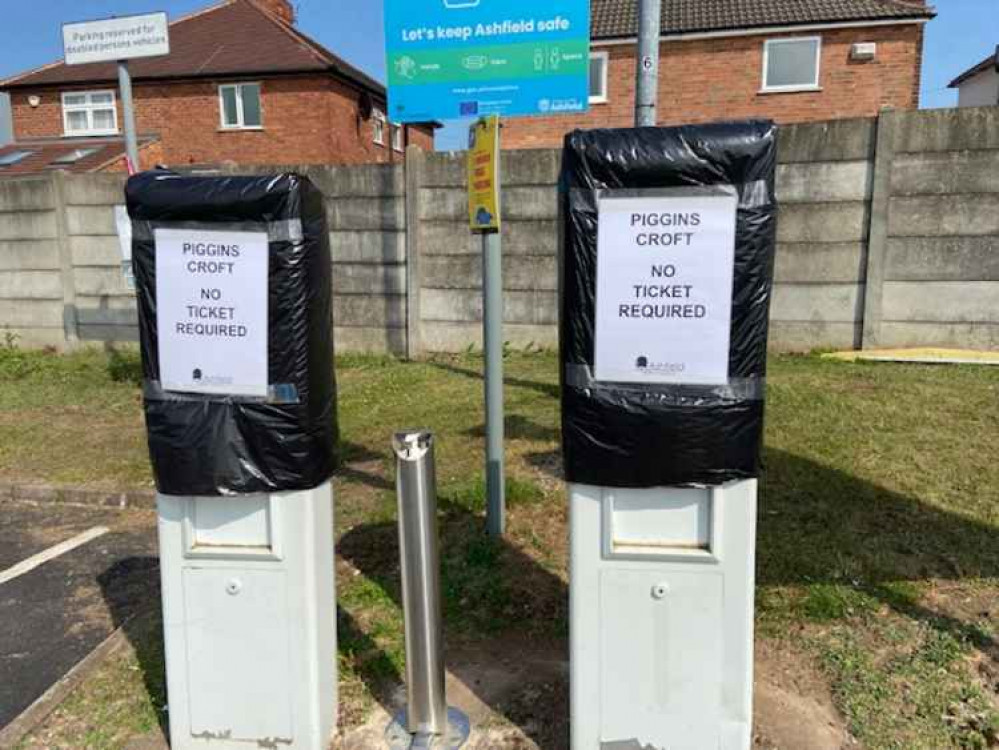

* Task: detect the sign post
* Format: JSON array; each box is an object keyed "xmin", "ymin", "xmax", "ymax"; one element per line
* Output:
[
  {"xmin": 635, "ymin": 0, "xmax": 663, "ymax": 127},
  {"xmin": 62, "ymin": 12, "xmax": 170, "ymax": 172},
  {"xmin": 385, "ymin": 0, "xmax": 591, "ymax": 537},
  {"xmin": 117, "ymin": 63, "xmax": 140, "ymax": 173},
  {"xmin": 468, "ymin": 116, "xmax": 504, "ymax": 535}
]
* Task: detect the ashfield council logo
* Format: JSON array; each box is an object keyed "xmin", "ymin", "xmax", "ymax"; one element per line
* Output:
[
  {"xmin": 443, "ymin": 0, "xmax": 480, "ymax": 8},
  {"xmin": 633, "ymin": 356, "xmax": 686, "ymax": 376},
  {"xmin": 192, "ymin": 368, "xmax": 203, "ymax": 381},
  {"xmin": 538, "ymin": 98, "xmax": 552, "ymax": 113}
]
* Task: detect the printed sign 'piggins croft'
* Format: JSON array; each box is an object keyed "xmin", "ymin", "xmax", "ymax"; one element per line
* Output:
[
  {"xmin": 594, "ymin": 190, "xmax": 739, "ymax": 386},
  {"xmin": 155, "ymin": 228, "xmax": 269, "ymax": 398},
  {"xmin": 384, "ymin": 0, "xmax": 591, "ymax": 122}
]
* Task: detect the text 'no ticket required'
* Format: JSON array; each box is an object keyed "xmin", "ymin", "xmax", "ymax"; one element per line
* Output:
[
  {"xmin": 155, "ymin": 228, "xmax": 269, "ymax": 397},
  {"xmin": 594, "ymin": 193, "xmax": 738, "ymax": 385}
]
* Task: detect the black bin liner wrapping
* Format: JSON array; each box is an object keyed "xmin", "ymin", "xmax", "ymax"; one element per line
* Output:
[
  {"xmin": 127, "ymin": 171, "xmax": 338, "ymax": 497},
  {"xmin": 559, "ymin": 121, "xmax": 778, "ymax": 488}
]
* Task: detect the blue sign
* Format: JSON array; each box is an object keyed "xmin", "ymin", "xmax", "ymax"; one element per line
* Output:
[{"xmin": 384, "ymin": 0, "xmax": 591, "ymax": 122}]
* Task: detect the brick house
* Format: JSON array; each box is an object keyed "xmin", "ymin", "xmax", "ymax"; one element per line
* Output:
[
  {"xmin": 505, "ymin": 0, "xmax": 935, "ymax": 149},
  {"xmin": 0, "ymin": 0, "xmax": 435, "ymax": 174}
]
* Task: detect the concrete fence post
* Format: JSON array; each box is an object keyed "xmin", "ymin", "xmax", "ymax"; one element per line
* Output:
[
  {"xmin": 51, "ymin": 171, "xmax": 80, "ymax": 347},
  {"xmin": 861, "ymin": 108, "xmax": 899, "ymax": 350},
  {"xmin": 405, "ymin": 145, "xmax": 425, "ymax": 360}
]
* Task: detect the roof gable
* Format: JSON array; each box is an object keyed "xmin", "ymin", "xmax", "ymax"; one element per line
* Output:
[
  {"xmin": 592, "ymin": 0, "xmax": 936, "ymax": 40},
  {"xmin": 1, "ymin": 0, "xmax": 384, "ymax": 96},
  {"xmin": 949, "ymin": 48, "xmax": 999, "ymax": 88}
]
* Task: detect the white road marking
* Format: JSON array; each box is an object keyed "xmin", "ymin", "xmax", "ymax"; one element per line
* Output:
[{"xmin": 0, "ymin": 527, "xmax": 109, "ymax": 586}]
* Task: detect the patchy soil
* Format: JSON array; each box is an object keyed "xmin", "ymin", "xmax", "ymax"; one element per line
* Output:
[
  {"xmin": 333, "ymin": 633, "xmax": 852, "ymax": 750},
  {"xmin": 754, "ymin": 639, "xmax": 856, "ymax": 750}
]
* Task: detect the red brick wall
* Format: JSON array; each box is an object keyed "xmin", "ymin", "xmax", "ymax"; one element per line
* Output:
[
  {"xmin": 9, "ymin": 74, "xmax": 433, "ymax": 169},
  {"xmin": 504, "ymin": 23, "xmax": 925, "ymax": 149}
]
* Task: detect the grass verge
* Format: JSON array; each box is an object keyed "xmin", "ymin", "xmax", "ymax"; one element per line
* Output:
[{"xmin": 3, "ymin": 345, "xmax": 997, "ymax": 749}]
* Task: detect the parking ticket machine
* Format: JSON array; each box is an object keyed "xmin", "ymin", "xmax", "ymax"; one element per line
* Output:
[
  {"xmin": 127, "ymin": 172, "xmax": 338, "ymax": 749},
  {"xmin": 559, "ymin": 122, "xmax": 778, "ymax": 750}
]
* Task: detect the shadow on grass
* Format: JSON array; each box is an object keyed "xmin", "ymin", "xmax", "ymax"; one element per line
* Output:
[
  {"xmin": 338, "ymin": 501, "xmax": 569, "ymax": 748},
  {"xmin": 463, "ymin": 415, "xmax": 559, "ymax": 443},
  {"xmin": 760, "ymin": 448, "xmax": 999, "ymax": 657},
  {"xmin": 428, "ymin": 360, "xmax": 560, "ymax": 400},
  {"xmin": 97, "ymin": 556, "xmax": 168, "ymax": 740},
  {"xmin": 338, "ymin": 441, "xmax": 394, "ymax": 491}
]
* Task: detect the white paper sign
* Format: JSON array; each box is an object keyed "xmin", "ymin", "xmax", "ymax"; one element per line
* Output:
[
  {"xmin": 594, "ymin": 191, "xmax": 738, "ymax": 385},
  {"xmin": 63, "ymin": 12, "xmax": 170, "ymax": 66},
  {"xmin": 155, "ymin": 228, "xmax": 268, "ymax": 397}
]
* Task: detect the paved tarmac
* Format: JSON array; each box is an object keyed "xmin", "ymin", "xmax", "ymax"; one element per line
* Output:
[{"xmin": 0, "ymin": 501, "xmax": 158, "ymax": 729}]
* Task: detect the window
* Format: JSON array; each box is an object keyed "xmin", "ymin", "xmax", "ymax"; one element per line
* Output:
[
  {"xmin": 391, "ymin": 123, "xmax": 404, "ymax": 152},
  {"xmin": 373, "ymin": 109, "xmax": 386, "ymax": 146},
  {"xmin": 590, "ymin": 51, "xmax": 609, "ymax": 103},
  {"xmin": 219, "ymin": 83, "xmax": 262, "ymax": 129},
  {"xmin": 762, "ymin": 37, "xmax": 822, "ymax": 92},
  {"xmin": 0, "ymin": 150, "xmax": 34, "ymax": 168},
  {"xmin": 62, "ymin": 90, "xmax": 118, "ymax": 136},
  {"xmin": 49, "ymin": 148, "xmax": 100, "ymax": 167}
]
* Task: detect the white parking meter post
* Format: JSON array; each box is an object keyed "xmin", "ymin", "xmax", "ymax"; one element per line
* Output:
[
  {"xmin": 129, "ymin": 173, "xmax": 339, "ymax": 750},
  {"xmin": 559, "ymin": 123, "xmax": 778, "ymax": 750},
  {"xmin": 158, "ymin": 488, "xmax": 336, "ymax": 749}
]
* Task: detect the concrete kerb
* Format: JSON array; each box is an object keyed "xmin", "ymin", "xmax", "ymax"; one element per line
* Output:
[{"xmin": 0, "ymin": 481, "xmax": 156, "ymax": 510}]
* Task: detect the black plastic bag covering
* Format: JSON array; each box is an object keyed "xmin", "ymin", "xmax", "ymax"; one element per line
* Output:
[
  {"xmin": 559, "ymin": 121, "xmax": 778, "ymax": 488},
  {"xmin": 126, "ymin": 171, "xmax": 338, "ymax": 497}
]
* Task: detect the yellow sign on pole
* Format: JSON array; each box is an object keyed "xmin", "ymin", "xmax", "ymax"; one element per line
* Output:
[{"xmin": 468, "ymin": 115, "xmax": 501, "ymax": 233}]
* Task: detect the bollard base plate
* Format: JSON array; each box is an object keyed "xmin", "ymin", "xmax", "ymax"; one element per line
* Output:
[{"xmin": 385, "ymin": 707, "xmax": 471, "ymax": 749}]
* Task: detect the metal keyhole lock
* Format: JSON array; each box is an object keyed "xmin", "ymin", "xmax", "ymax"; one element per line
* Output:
[
  {"xmin": 226, "ymin": 578, "xmax": 243, "ymax": 596},
  {"xmin": 651, "ymin": 583, "xmax": 670, "ymax": 600}
]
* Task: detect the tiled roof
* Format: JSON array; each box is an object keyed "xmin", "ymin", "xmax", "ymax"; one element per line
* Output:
[
  {"xmin": 0, "ymin": 136, "xmax": 158, "ymax": 175},
  {"xmin": 0, "ymin": 0, "xmax": 383, "ymax": 96},
  {"xmin": 948, "ymin": 48, "xmax": 998, "ymax": 88},
  {"xmin": 591, "ymin": 0, "xmax": 935, "ymax": 39}
]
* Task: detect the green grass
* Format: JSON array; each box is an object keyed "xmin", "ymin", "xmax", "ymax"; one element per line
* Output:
[{"xmin": 4, "ymin": 345, "xmax": 998, "ymax": 748}]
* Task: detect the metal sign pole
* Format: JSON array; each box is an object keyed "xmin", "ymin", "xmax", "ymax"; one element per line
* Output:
[
  {"xmin": 483, "ymin": 221, "xmax": 505, "ymax": 538},
  {"xmin": 635, "ymin": 0, "xmax": 663, "ymax": 127},
  {"xmin": 117, "ymin": 61, "xmax": 140, "ymax": 171},
  {"xmin": 482, "ymin": 117, "xmax": 505, "ymax": 538}
]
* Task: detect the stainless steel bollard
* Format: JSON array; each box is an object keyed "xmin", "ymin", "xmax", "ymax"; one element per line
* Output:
[{"xmin": 393, "ymin": 430, "xmax": 448, "ymax": 738}]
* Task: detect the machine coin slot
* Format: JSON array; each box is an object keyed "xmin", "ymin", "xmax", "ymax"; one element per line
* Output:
[{"xmin": 602, "ymin": 487, "xmax": 718, "ymax": 562}]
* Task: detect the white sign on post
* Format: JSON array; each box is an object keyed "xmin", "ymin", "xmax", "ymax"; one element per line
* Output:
[
  {"xmin": 155, "ymin": 228, "xmax": 269, "ymax": 397},
  {"xmin": 594, "ymin": 191, "xmax": 738, "ymax": 385},
  {"xmin": 63, "ymin": 12, "xmax": 170, "ymax": 66}
]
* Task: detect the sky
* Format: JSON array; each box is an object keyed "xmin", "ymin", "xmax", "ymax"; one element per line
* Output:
[{"xmin": 0, "ymin": 0, "xmax": 995, "ymax": 151}]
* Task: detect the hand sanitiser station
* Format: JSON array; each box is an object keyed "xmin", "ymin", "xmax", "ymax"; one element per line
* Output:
[
  {"xmin": 559, "ymin": 122, "xmax": 779, "ymax": 750},
  {"xmin": 127, "ymin": 172, "xmax": 339, "ymax": 749}
]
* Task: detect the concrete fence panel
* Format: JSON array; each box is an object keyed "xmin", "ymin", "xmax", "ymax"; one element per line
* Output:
[{"xmin": 1, "ymin": 108, "xmax": 997, "ymax": 353}]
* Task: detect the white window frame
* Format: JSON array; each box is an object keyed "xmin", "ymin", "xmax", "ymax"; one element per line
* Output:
[
  {"xmin": 218, "ymin": 82, "xmax": 263, "ymax": 130},
  {"xmin": 373, "ymin": 109, "xmax": 387, "ymax": 146},
  {"xmin": 590, "ymin": 50, "xmax": 610, "ymax": 104},
  {"xmin": 391, "ymin": 123, "xmax": 405, "ymax": 152},
  {"xmin": 761, "ymin": 36, "xmax": 823, "ymax": 93},
  {"xmin": 61, "ymin": 90, "xmax": 119, "ymax": 137}
]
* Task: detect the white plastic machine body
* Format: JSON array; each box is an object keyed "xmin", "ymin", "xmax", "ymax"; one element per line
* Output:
[
  {"xmin": 569, "ymin": 480, "xmax": 757, "ymax": 750},
  {"xmin": 157, "ymin": 483, "xmax": 336, "ymax": 749}
]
